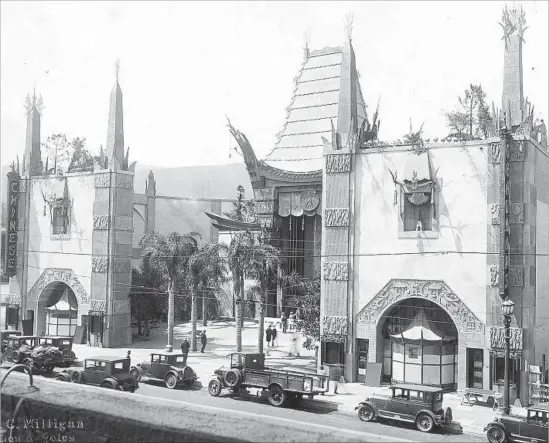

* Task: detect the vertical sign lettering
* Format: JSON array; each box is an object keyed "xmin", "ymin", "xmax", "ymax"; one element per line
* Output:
[{"xmin": 6, "ymin": 170, "xmax": 20, "ymax": 276}]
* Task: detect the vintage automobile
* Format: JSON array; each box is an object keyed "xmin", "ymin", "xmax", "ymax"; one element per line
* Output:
[
  {"xmin": 2, "ymin": 335, "xmax": 38, "ymax": 364},
  {"xmin": 129, "ymin": 352, "xmax": 197, "ymax": 389},
  {"xmin": 208, "ymin": 352, "xmax": 330, "ymax": 407},
  {"xmin": 484, "ymin": 403, "xmax": 548, "ymax": 443},
  {"xmin": 37, "ymin": 336, "xmax": 77, "ymax": 367},
  {"xmin": 56, "ymin": 357, "xmax": 138, "ymax": 392},
  {"xmin": 0, "ymin": 330, "xmax": 21, "ymax": 353},
  {"xmin": 355, "ymin": 383, "xmax": 453, "ymax": 433}
]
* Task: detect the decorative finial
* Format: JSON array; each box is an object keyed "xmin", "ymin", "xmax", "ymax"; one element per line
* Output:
[
  {"xmin": 499, "ymin": 4, "xmax": 527, "ymax": 44},
  {"xmin": 304, "ymin": 27, "xmax": 311, "ymax": 50},
  {"xmin": 24, "ymin": 88, "xmax": 44, "ymax": 114},
  {"xmin": 115, "ymin": 59, "xmax": 120, "ymax": 82},
  {"xmin": 344, "ymin": 11, "xmax": 355, "ymax": 42}
]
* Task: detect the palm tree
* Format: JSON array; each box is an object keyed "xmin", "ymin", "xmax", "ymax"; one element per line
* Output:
[
  {"xmin": 140, "ymin": 231, "xmax": 199, "ymax": 352},
  {"xmin": 187, "ymin": 242, "xmax": 228, "ymax": 351}
]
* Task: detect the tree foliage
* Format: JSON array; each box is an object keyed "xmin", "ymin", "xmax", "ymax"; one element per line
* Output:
[
  {"xmin": 224, "ymin": 185, "xmax": 256, "ymax": 223},
  {"xmin": 283, "ymin": 272, "xmax": 320, "ymax": 350},
  {"xmin": 445, "ymin": 84, "xmax": 492, "ymax": 140},
  {"xmin": 42, "ymin": 133, "xmax": 99, "ymax": 173}
]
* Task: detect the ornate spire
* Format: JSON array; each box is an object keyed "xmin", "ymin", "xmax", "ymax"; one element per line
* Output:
[
  {"xmin": 23, "ymin": 88, "xmax": 43, "ymax": 176},
  {"xmin": 106, "ymin": 60, "xmax": 125, "ymax": 169},
  {"xmin": 115, "ymin": 58, "xmax": 120, "ymax": 83}
]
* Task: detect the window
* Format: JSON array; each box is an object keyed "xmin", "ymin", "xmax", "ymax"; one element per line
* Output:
[
  {"xmin": 159, "ymin": 355, "xmax": 167, "ymax": 363},
  {"xmin": 409, "ymin": 390, "xmax": 423, "ymax": 401},
  {"xmin": 85, "ymin": 360, "xmax": 97, "ymax": 369},
  {"xmin": 493, "ymin": 356, "xmax": 517, "ymax": 384},
  {"xmin": 6, "ymin": 307, "xmax": 18, "ymax": 327},
  {"xmin": 323, "ymin": 341, "xmax": 345, "ymax": 365},
  {"xmin": 89, "ymin": 315, "xmax": 103, "ymax": 334},
  {"xmin": 152, "ymin": 355, "xmax": 160, "ymax": 363},
  {"xmin": 393, "ymin": 388, "xmax": 409, "ymax": 399},
  {"xmin": 402, "ymin": 192, "xmax": 433, "ymax": 232},
  {"xmin": 52, "ymin": 205, "xmax": 69, "ymax": 235}
]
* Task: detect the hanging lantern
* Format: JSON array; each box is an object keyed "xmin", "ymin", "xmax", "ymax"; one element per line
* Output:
[{"xmin": 408, "ymin": 192, "xmax": 429, "ymax": 206}]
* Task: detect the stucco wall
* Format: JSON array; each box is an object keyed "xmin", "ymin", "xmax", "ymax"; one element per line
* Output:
[
  {"xmin": 26, "ymin": 173, "xmax": 95, "ymax": 301},
  {"xmin": 353, "ymin": 145, "xmax": 489, "ymax": 326}
]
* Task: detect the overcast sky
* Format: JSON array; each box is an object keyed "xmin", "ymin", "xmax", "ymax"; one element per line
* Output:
[{"xmin": 1, "ymin": 1, "xmax": 547, "ymax": 169}]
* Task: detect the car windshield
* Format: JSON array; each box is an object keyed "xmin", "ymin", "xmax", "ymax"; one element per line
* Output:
[
  {"xmin": 425, "ymin": 392, "xmax": 443, "ymax": 403},
  {"xmin": 528, "ymin": 411, "xmax": 548, "ymax": 425},
  {"xmin": 112, "ymin": 361, "xmax": 129, "ymax": 373}
]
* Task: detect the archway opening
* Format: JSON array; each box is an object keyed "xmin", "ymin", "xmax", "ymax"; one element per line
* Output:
[
  {"xmin": 377, "ymin": 298, "xmax": 458, "ymax": 391},
  {"xmin": 37, "ymin": 282, "xmax": 78, "ymax": 337}
]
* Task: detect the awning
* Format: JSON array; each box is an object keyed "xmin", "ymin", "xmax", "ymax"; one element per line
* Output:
[
  {"xmin": 204, "ymin": 211, "xmax": 260, "ymax": 232},
  {"xmin": 45, "ymin": 299, "xmax": 76, "ymax": 311},
  {"xmin": 391, "ymin": 309, "xmax": 455, "ymax": 342},
  {"xmin": 278, "ymin": 191, "xmax": 322, "ymax": 217}
]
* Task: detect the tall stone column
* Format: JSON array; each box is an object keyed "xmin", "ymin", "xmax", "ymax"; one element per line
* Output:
[{"xmin": 91, "ymin": 170, "xmax": 133, "ymax": 347}]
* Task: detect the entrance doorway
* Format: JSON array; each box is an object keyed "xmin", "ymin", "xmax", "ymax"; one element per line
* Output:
[
  {"xmin": 467, "ymin": 348, "xmax": 484, "ymax": 389},
  {"xmin": 37, "ymin": 282, "xmax": 78, "ymax": 337},
  {"xmin": 356, "ymin": 339, "xmax": 369, "ymax": 383}
]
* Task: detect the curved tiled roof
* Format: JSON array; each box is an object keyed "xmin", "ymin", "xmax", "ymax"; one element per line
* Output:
[{"xmin": 263, "ymin": 45, "xmax": 366, "ymax": 173}]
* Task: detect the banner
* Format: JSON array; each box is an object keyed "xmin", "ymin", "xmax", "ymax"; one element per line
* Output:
[{"xmin": 6, "ymin": 170, "xmax": 20, "ymax": 277}]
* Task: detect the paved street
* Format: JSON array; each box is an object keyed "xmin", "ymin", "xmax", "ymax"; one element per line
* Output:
[{"xmin": 133, "ymin": 380, "xmax": 483, "ymax": 442}]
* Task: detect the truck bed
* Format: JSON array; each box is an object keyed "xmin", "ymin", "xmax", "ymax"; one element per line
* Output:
[{"xmin": 241, "ymin": 367, "xmax": 329, "ymax": 394}]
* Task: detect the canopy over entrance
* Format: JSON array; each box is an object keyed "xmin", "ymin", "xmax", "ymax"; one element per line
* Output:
[{"xmin": 391, "ymin": 308, "xmax": 455, "ymax": 343}]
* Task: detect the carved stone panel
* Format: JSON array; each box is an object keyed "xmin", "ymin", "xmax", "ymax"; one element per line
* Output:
[
  {"xmin": 93, "ymin": 215, "xmax": 110, "ymax": 230},
  {"xmin": 114, "ymin": 258, "xmax": 131, "ymax": 273},
  {"xmin": 509, "ymin": 267, "xmax": 524, "ymax": 287},
  {"xmin": 324, "ymin": 208, "xmax": 350, "ymax": 227},
  {"xmin": 323, "ymin": 262, "xmax": 349, "ymax": 281},
  {"xmin": 255, "ymin": 201, "xmax": 275, "ymax": 215},
  {"xmin": 323, "ymin": 315, "xmax": 347, "ymax": 336},
  {"xmin": 356, "ymin": 279, "xmax": 484, "ymax": 334},
  {"xmin": 489, "ymin": 326, "xmax": 523, "ymax": 350},
  {"xmin": 510, "ymin": 141, "xmax": 526, "ymax": 162},
  {"xmin": 489, "ymin": 265, "xmax": 500, "ymax": 287},
  {"xmin": 490, "ymin": 142, "xmax": 501, "ymax": 164},
  {"xmin": 510, "ymin": 203, "xmax": 524, "ymax": 224},
  {"xmin": 90, "ymin": 300, "xmax": 106, "ymax": 313},
  {"xmin": 92, "ymin": 258, "xmax": 108, "ymax": 273},
  {"xmin": 114, "ymin": 216, "xmax": 133, "ymax": 231},
  {"xmin": 95, "ymin": 173, "xmax": 111, "ymax": 188},
  {"xmin": 6, "ymin": 295, "xmax": 21, "ymax": 307},
  {"xmin": 257, "ymin": 215, "xmax": 273, "ymax": 230},
  {"xmin": 490, "ymin": 204, "xmax": 500, "ymax": 225},
  {"xmin": 112, "ymin": 300, "xmax": 131, "ymax": 315},
  {"xmin": 27, "ymin": 268, "xmax": 89, "ymax": 304},
  {"xmin": 115, "ymin": 174, "xmax": 134, "ymax": 190},
  {"xmin": 253, "ymin": 187, "xmax": 275, "ymax": 201},
  {"xmin": 325, "ymin": 154, "xmax": 351, "ymax": 173},
  {"xmin": 18, "ymin": 180, "xmax": 27, "ymax": 193}
]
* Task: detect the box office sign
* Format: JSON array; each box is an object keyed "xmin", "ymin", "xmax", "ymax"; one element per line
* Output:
[{"xmin": 5, "ymin": 171, "xmax": 20, "ymax": 277}]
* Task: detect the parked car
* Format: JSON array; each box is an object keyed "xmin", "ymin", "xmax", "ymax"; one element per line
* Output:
[
  {"xmin": 37, "ymin": 336, "xmax": 77, "ymax": 367},
  {"xmin": 355, "ymin": 383, "xmax": 453, "ymax": 433},
  {"xmin": 2, "ymin": 336, "xmax": 38, "ymax": 363},
  {"xmin": 22, "ymin": 345, "xmax": 64, "ymax": 374},
  {"xmin": 484, "ymin": 404, "xmax": 548, "ymax": 443},
  {"xmin": 129, "ymin": 352, "xmax": 197, "ymax": 389},
  {"xmin": 0, "ymin": 330, "xmax": 21, "ymax": 353},
  {"xmin": 56, "ymin": 357, "xmax": 138, "ymax": 392},
  {"xmin": 208, "ymin": 352, "xmax": 330, "ymax": 407}
]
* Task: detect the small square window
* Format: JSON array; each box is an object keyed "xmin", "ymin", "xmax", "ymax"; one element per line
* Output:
[
  {"xmin": 52, "ymin": 205, "xmax": 69, "ymax": 235},
  {"xmin": 403, "ymin": 192, "xmax": 433, "ymax": 232}
]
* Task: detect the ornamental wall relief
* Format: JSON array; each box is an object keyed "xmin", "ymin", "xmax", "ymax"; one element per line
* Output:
[
  {"xmin": 27, "ymin": 268, "xmax": 89, "ymax": 304},
  {"xmin": 325, "ymin": 154, "xmax": 351, "ymax": 173},
  {"xmin": 324, "ymin": 208, "xmax": 350, "ymax": 227},
  {"xmin": 490, "ymin": 142, "xmax": 501, "ymax": 164},
  {"xmin": 356, "ymin": 279, "xmax": 484, "ymax": 334},
  {"xmin": 510, "ymin": 203, "xmax": 524, "ymax": 224},
  {"xmin": 490, "ymin": 204, "xmax": 500, "ymax": 225},
  {"xmin": 115, "ymin": 174, "xmax": 134, "ymax": 190},
  {"xmin": 323, "ymin": 315, "xmax": 347, "ymax": 336},
  {"xmin": 323, "ymin": 262, "xmax": 349, "ymax": 281},
  {"xmin": 489, "ymin": 326, "xmax": 523, "ymax": 350},
  {"xmin": 89, "ymin": 299, "xmax": 131, "ymax": 315}
]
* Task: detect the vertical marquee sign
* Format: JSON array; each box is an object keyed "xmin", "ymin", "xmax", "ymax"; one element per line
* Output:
[{"xmin": 6, "ymin": 169, "xmax": 20, "ymax": 277}]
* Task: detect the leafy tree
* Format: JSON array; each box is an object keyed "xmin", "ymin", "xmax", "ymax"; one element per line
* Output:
[
  {"xmin": 445, "ymin": 84, "xmax": 492, "ymax": 140},
  {"xmin": 140, "ymin": 231, "xmax": 200, "ymax": 351},
  {"xmin": 224, "ymin": 185, "xmax": 256, "ymax": 223},
  {"xmin": 68, "ymin": 137, "xmax": 97, "ymax": 172},
  {"xmin": 283, "ymin": 272, "xmax": 320, "ymax": 350},
  {"xmin": 187, "ymin": 242, "xmax": 228, "ymax": 350},
  {"xmin": 42, "ymin": 134, "xmax": 71, "ymax": 173},
  {"xmin": 130, "ymin": 257, "xmax": 166, "ymax": 337}
]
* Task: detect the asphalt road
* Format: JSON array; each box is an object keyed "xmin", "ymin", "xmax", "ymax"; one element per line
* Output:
[{"xmin": 133, "ymin": 379, "xmax": 484, "ymax": 443}]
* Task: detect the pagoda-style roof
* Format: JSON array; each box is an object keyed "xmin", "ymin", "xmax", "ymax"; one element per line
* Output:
[{"xmin": 204, "ymin": 211, "xmax": 260, "ymax": 232}]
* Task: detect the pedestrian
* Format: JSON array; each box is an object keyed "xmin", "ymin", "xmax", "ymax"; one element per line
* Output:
[
  {"xmin": 180, "ymin": 338, "xmax": 190, "ymax": 365},
  {"xmin": 266, "ymin": 325, "xmax": 272, "ymax": 348},
  {"xmin": 126, "ymin": 350, "xmax": 131, "ymax": 360},
  {"xmin": 200, "ymin": 330, "xmax": 207, "ymax": 353},
  {"xmin": 271, "ymin": 324, "xmax": 277, "ymax": 347},
  {"xmin": 281, "ymin": 311, "xmax": 287, "ymax": 333},
  {"xmin": 289, "ymin": 334, "xmax": 300, "ymax": 357}
]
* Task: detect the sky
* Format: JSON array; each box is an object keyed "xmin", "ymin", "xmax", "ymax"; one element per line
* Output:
[{"xmin": 1, "ymin": 1, "xmax": 548, "ymax": 169}]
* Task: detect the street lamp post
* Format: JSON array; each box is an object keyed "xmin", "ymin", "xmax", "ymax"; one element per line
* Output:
[{"xmin": 501, "ymin": 298, "xmax": 515, "ymax": 415}]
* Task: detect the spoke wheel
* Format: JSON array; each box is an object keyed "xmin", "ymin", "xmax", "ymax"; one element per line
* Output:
[
  {"xmin": 358, "ymin": 405, "xmax": 375, "ymax": 422},
  {"xmin": 268, "ymin": 385, "xmax": 286, "ymax": 407},
  {"xmin": 165, "ymin": 373, "xmax": 177, "ymax": 389},
  {"xmin": 130, "ymin": 368, "xmax": 141, "ymax": 382},
  {"xmin": 208, "ymin": 379, "xmax": 222, "ymax": 397},
  {"xmin": 486, "ymin": 427, "xmax": 507, "ymax": 443},
  {"xmin": 101, "ymin": 382, "xmax": 114, "ymax": 389},
  {"xmin": 416, "ymin": 414, "xmax": 434, "ymax": 433},
  {"xmin": 22, "ymin": 358, "xmax": 34, "ymax": 371}
]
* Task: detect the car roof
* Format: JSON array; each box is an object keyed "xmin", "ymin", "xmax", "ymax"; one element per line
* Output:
[
  {"xmin": 40, "ymin": 336, "xmax": 72, "ymax": 339},
  {"xmin": 85, "ymin": 356, "xmax": 129, "ymax": 362},
  {"xmin": 150, "ymin": 351, "xmax": 185, "ymax": 356},
  {"xmin": 16, "ymin": 336, "xmax": 38, "ymax": 339},
  {"xmin": 528, "ymin": 404, "xmax": 549, "ymax": 412},
  {"xmin": 391, "ymin": 383, "xmax": 444, "ymax": 393}
]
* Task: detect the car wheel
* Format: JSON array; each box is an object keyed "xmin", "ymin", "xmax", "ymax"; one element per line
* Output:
[
  {"xmin": 22, "ymin": 358, "xmax": 34, "ymax": 371},
  {"xmin": 55, "ymin": 375, "xmax": 67, "ymax": 382},
  {"xmin": 268, "ymin": 385, "xmax": 286, "ymax": 407},
  {"xmin": 358, "ymin": 404, "xmax": 375, "ymax": 422},
  {"xmin": 486, "ymin": 426, "xmax": 507, "ymax": 443},
  {"xmin": 130, "ymin": 368, "xmax": 141, "ymax": 382},
  {"xmin": 101, "ymin": 381, "xmax": 115, "ymax": 389},
  {"xmin": 164, "ymin": 373, "xmax": 177, "ymax": 389},
  {"xmin": 416, "ymin": 414, "xmax": 435, "ymax": 433},
  {"xmin": 208, "ymin": 379, "xmax": 222, "ymax": 397},
  {"xmin": 444, "ymin": 407, "xmax": 453, "ymax": 425}
]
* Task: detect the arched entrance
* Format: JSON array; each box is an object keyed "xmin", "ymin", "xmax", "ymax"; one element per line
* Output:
[
  {"xmin": 378, "ymin": 298, "xmax": 458, "ymax": 390},
  {"xmin": 37, "ymin": 282, "xmax": 78, "ymax": 337}
]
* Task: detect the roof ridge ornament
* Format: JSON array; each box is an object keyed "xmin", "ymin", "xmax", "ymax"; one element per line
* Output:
[
  {"xmin": 344, "ymin": 11, "xmax": 354, "ymax": 42},
  {"xmin": 499, "ymin": 4, "xmax": 527, "ymax": 45},
  {"xmin": 115, "ymin": 59, "xmax": 120, "ymax": 83}
]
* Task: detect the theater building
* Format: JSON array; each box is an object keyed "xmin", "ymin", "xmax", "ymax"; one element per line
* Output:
[
  {"xmin": 3, "ymin": 69, "xmax": 234, "ymax": 347},
  {"xmin": 229, "ymin": 8, "xmax": 548, "ymax": 404}
]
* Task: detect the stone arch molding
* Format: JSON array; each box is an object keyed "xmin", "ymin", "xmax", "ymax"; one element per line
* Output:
[
  {"xmin": 356, "ymin": 279, "xmax": 484, "ymax": 335},
  {"xmin": 27, "ymin": 268, "xmax": 89, "ymax": 304}
]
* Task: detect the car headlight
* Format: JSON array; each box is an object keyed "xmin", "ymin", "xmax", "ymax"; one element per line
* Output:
[
  {"xmin": 303, "ymin": 379, "xmax": 312, "ymax": 392},
  {"xmin": 214, "ymin": 369, "xmax": 221, "ymax": 375}
]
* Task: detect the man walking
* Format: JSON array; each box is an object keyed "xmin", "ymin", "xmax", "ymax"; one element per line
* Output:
[
  {"xmin": 200, "ymin": 330, "xmax": 207, "ymax": 353},
  {"xmin": 281, "ymin": 311, "xmax": 287, "ymax": 333},
  {"xmin": 180, "ymin": 338, "xmax": 190, "ymax": 365},
  {"xmin": 266, "ymin": 325, "xmax": 272, "ymax": 348},
  {"xmin": 271, "ymin": 324, "xmax": 277, "ymax": 347}
]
